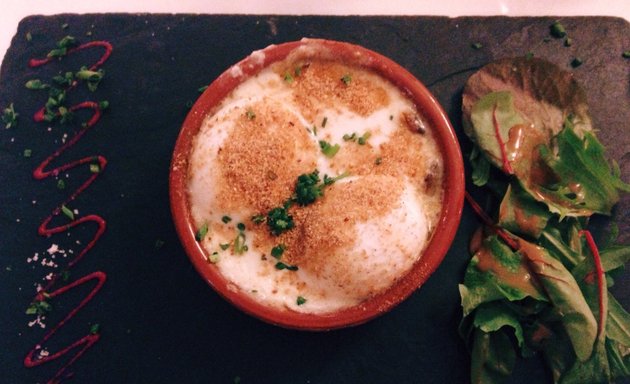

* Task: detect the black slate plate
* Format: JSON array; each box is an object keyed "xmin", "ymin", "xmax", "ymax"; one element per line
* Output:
[{"xmin": 0, "ymin": 14, "xmax": 629, "ymax": 384}]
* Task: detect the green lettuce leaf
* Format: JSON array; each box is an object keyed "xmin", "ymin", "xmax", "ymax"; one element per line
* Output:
[
  {"xmin": 537, "ymin": 125, "xmax": 630, "ymax": 216},
  {"xmin": 470, "ymin": 328, "xmax": 516, "ymax": 384},
  {"xmin": 498, "ymin": 183, "xmax": 552, "ymax": 239}
]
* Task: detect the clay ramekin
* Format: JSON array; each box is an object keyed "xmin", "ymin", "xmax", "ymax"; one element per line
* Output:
[{"xmin": 169, "ymin": 39, "xmax": 464, "ymax": 331}]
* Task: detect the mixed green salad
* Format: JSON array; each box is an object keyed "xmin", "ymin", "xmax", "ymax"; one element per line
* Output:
[{"xmin": 459, "ymin": 57, "xmax": 630, "ymax": 383}]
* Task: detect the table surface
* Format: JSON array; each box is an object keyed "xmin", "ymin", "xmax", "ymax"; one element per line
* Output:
[
  {"xmin": 2, "ymin": 0, "xmax": 630, "ymax": 61},
  {"xmin": 0, "ymin": 12, "xmax": 629, "ymax": 384}
]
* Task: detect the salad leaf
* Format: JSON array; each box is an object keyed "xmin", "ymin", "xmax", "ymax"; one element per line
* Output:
[
  {"xmin": 498, "ymin": 183, "xmax": 552, "ymax": 239},
  {"xmin": 537, "ymin": 125, "xmax": 630, "ymax": 216},
  {"xmin": 470, "ymin": 327, "xmax": 516, "ymax": 384},
  {"xmin": 518, "ymin": 239, "xmax": 598, "ymax": 361}
]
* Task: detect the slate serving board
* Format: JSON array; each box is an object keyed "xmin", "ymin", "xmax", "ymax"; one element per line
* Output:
[{"xmin": 0, "ymin": 14, "xmax": 628, "ymax": 384}]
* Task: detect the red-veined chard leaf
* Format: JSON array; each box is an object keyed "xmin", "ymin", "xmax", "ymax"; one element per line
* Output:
[{"xmin": 498, "ymin": 183, "xmax": 552, "ymax": 239}]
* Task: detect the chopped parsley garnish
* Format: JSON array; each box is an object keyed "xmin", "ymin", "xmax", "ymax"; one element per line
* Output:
[
  {"xmin": 245, "ymin": 109, "xmax": 256, "ymax": 120},
  {"xmin": 219, "ymin": 243, "xmax": 230, "ymax": 250},
  {"xmin": 26, "ymin": 299, "xmax": 52, "ymax": 315},
  {"xmin": 319, "ymin": 140, "xmax": 340, "ymax": 158},
  {"xmin": 267, "ymin": 206, "xmax": 294, "ymax": 236},
  {"xmin": 275, "ymin": 262, "xmax": 298, "ymax": 271},
  {"xmin": 90, "ymin": 323, "xmax": 100, "ymax": 334},
  {"xmin": 283, "ymin": 72, "xmax": 294, "ymax": 83},
  {"xmin": 98, "ymin": 100, "xmax": 110, "ymax": 110},
  {"xmin": 271, "ymin": 244, "xmax": 285, "ymax": 259},
  {"xmin": 341, "ymin": 74, "xmax": 352, "ymax": 85},
  {"xmin": 195, "ymin": 223, "xmax": 209, "ymax": 241},
  {"xmin": 296, "ymin": 296, "xmax": 307, "ymax": 305},
  {"xmin": 61, "ymin": 204, "xmax": 75, "ymax": 220},
  {"xmin": 221, "ymin": 215, "xmax": 232, "ymax": 224},
  {"xmin": 571, "ymin": 57, "xmax": 583, "ymax": 68},
  {"xmin": 550, "ymin": 21, "xmax": 567, "ymax": 38},
  {"xmin": 2, "ymin": 103, "xmax": 18, "ymax": 129},
  {"xmin": 294, "ymin": 66, "xmax": 302, "ymax": 77},
  {"xmin": 295, "ymin": 170, "xmax": 324, "ymax": 205}
]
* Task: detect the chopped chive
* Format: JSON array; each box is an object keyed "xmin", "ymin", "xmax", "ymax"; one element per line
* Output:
[
  {"xmin": 297, "ymin": 296, "xmax": 307, "ymax": 305},
  {"xmin": 61, "ymin": 204, "xmax": 75, "ymax": 220},
  {"xmin": 209, "ymin": 252, "xmax": 220, "ymax": 264},
  {"xmin": 275, "ymin": 262, "xmax": 298, "ymax": 271},
  {"xmin": 571, "ymin": 57, "xmax": 583, "ymax": 68},
  {"xmin": 195, "ymin": 223, "xmax": 209, "ymax": 241},
  {"xmin": 375, "ymin": 157, "xmax": 382, "ymax": 165},
  {"xmin": 2, "ymin": 103, "xmax": 18, "ymax": 129},
  {"xmin": 357, "ymin": 131, "xmax": 371, "ymax": 145},
  {"xmin": 219, "ymin": 243, "xmax": 230, "ymax": 250},
  {"xmin": 237, "ymin": 222, "xmax": 246, "ymax": 231},
  {"xmin": 185, "ymin": 100, "xmax": 193, "ymax": 109},
  {"xmin": 341, "ymin": 74, "xmax": 352, "ymax": 85},
  {"xmin": 25, "ymin": 79, "xmax": 48, "ymax": 90},
  {"xmin": 564, "ymin": 37, "xmax": 573, "ymax": 47},
  {"xmin": 90, "ymin": 323, "xmax": 100, "ymax": 334},
  {"xmin": 319, "ymin": 140, "xmax": 340, "ymax": 158},
  {"xmin": 525, "ymin": 52, "xmax": 534, "ymax": 60},
  {"xmin": 271, "ymin": 244, "xmax": 285, "ymax": 259},
  {"xmin": 245, "ymin": 109, "xmax": 256, "ymax": 120},
  {"xmin": 550, "ymin": 21, "xmax": 567, "ymax": 38},
  {"xmin": 57, "ymin": 179, "xmax": 66, "ymax": 190},
  {"xmin": 89, "ymin": 163, "xmax": 100, "ymax": 173},
  {"xmin": 342, "ymin": 132, "xmax": 356, "ymax": 141},
  {"xmin": 198, "ymin": 85, "xmax": 208, "ymax": 93},
  {"xmin": 23, "ymin": 149, "xmax": 32, "ymax": 158},
  {"xmin": 251, "ymin": 214, "xmax": 265, "ymax": 224},
  {"xmin": 233, "ymin": 232, "xmax": 247, "ymax": 254},
  {"xmin": 622, "ymin": 50, "xmax": 630, "ymax": 59},
  {"xmin": 313, "ymin": 125, "xmax": 317, "ymax": 136},
  {"xmin": 471, "ymin": 42, "xmax": 483, "ymax": 50},
  {"xmin": 26, "ymin": 32, "xmax": 32, "ymax": 42},
  {"xmin": 61, "ymin": 23, "xmax": 69, "ymax": 30},
  {"xmin": 283, "ymin": 72, "xmax": 294, "ymax": 83},
  {"xmin": 321, "ymin": 117, "xmax": 328, "ymax": 127},
  {"xmin": 221, "ymin": 215, "xmax": 232, "ymax": 224},
  {"xmin": 98, "ymin": 100, "xmax": 109, "ymax": 110},
  {"xmin": 294, "ymin": 66, "xmax": 302, "ymax": 76}
]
